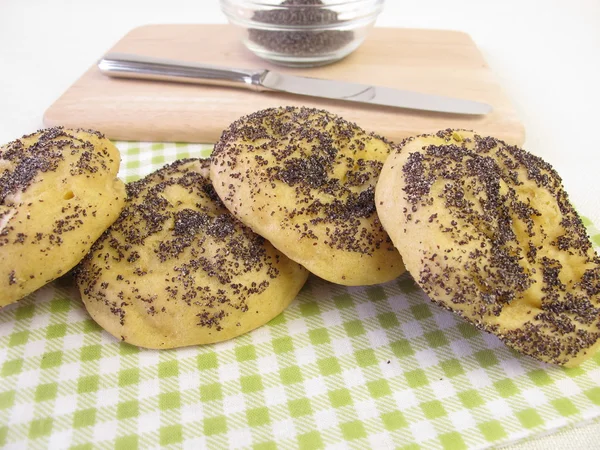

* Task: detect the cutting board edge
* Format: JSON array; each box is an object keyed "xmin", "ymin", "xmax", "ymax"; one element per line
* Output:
[{"xmin": 42, "ymin": 110, "xmax": 526, "ymax": 146}]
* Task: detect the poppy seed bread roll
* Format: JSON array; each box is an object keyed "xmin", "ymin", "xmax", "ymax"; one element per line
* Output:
[
  {"xmin": 375, "ymin": 129, "xmax": 600, "ymax": 367},
  {"xmin": 76, "ymin": 158, "xmax": 309, "ymax": 348},
  {"xmin": 210, "ymin": 107, "xmax": 405, "ymax": 286},
  {"xmin": 0, "ymin": 127, "xmax": 126, "ymax": 307}
]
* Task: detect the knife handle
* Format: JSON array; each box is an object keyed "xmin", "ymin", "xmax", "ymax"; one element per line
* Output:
[{"xmin": 98, "ymin": 53, "xmax": 268, "ymax": 91}]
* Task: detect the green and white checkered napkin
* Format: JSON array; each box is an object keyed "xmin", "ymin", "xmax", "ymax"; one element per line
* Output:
[{"xmin": 1, "ymin": 142, "xmax": 600, "ymax": 450}]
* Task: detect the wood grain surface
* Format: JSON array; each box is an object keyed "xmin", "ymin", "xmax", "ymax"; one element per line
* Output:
[{"xmin": 43, "ymin": 24, "xmax": 525, "ymax": 145}]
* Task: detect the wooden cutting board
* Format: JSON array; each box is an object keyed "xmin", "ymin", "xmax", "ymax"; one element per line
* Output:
[{"xmin": 43, "ymin": 24, "xmax": 525, "ymax": 144}]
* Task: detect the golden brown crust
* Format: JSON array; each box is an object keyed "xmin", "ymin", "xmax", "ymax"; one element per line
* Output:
[
  {"xmin": 210, "ymin": 107, "xmax": 405, "ymax": 286},
  {"xmin": 376, "ymin": 129, "xmax": 600, "ymax": 367},
  {"xmin": 0, "ymin": 127, "xmax": 126, "ymax": 307},
  {"xmin": 75, "ymin": 158, "xmax": 309, "ymax": 348}
]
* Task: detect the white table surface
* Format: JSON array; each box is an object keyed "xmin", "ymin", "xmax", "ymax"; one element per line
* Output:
[{"xmin": 1, "ymin": 1, "xmax": 599, "ymax": 448}]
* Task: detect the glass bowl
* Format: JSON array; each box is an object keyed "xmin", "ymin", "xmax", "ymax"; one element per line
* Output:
[{"xmin": 220, "ymin": 0, "xmax": 385, "ymax": 67}]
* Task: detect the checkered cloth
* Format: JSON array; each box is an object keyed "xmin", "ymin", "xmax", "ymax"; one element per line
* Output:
[{"xmin": 1, "ymin": 142, "xmax": 599, "ymax": 449}]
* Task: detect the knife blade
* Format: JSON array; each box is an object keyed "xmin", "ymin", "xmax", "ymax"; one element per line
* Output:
[{"xmin": 98, "ymin": 53, "xmax": 492, "ymax": 115}]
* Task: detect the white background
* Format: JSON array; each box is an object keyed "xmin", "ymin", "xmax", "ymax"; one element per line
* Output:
[{"xmin": 1, "ymin": 1, "xmax": 599, "ymax": 447}]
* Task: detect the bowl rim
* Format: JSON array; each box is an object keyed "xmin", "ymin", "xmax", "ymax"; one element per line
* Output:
[
  {"xmin": 220, "ymin": 0, "xmax": 384, "ymax": 8},
  {"xmin": 220, "ymin": 0, "xmax": 385, "ymax": 31}
]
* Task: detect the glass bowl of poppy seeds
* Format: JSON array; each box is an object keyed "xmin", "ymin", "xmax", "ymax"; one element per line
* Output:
[{"xmin": 220, "ymin": 0, "xmax": 385, "ymax": 67}]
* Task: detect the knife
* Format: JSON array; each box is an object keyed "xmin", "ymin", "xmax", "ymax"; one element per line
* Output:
[{"xmin": 98, "ymin": 53, "xmax": 492, "ymax": 115}]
